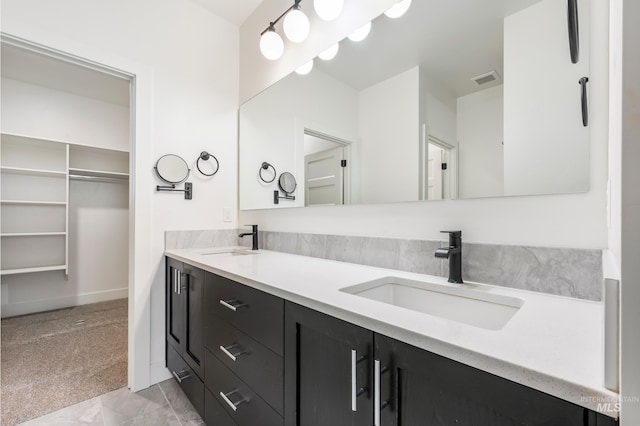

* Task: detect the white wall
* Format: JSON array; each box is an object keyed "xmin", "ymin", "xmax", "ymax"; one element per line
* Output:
[
  {"xmin": 1, "ymin": 78, "xmax": 129, "ymax": 151},
  {"xmin": 359, "ymin": 67, "xmax": 420, "ymax": 204},
  {"xmin": 1, "ymin": 0, "xmax": 239, "ymax": 388},
  {"xmin": 617, "ymin": 0, "xmax": 640, "ymax": 422},
  {"xmin": 239, "ymin": 0, "xmax": 609, "ymax": 250},
  {"xmin": 457, "ymin": 85, "xmax": 504, "ymax": 198},
  {"xmin": 239, "ymin": 68, "xmax": 358, "ymax": 210},
  {"xmin": 503, "ymin": 0, "xmax": 590, "ymax": 196}
]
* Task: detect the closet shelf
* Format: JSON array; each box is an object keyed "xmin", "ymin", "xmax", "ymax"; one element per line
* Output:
[
  {"xmin": 0, "ymin": 265, "xmax": 67, "ymax": 276},
  {"xmin": 0, "ymin": 166, "xmax": 67, "ymax": 177},
  {"xmin": 1, "ymin": 232, "xmax": 67, "ymax": 237},
  {"xmin": 68, "ymin": 167, "xmax": 129, "ymax": 179},
  {"xmin": 0, "ymin": 200, "xmax": 67, "ymax": 206}
]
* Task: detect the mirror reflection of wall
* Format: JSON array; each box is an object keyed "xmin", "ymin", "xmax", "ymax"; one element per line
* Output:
[{"xmin": 239, "ymin": 0, "xmax": 590, "ymax": 210}]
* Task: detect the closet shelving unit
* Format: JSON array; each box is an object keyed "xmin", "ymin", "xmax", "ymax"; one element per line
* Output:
[{"xmin": 0, "ymin": 132, "xmax": 129, "ymax": 276}]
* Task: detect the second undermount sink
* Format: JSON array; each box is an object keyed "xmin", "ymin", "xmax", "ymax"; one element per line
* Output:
[
  {"xmin": 200, "ymin": 248, "xmax": 257, "ymax": 257},
  {"xmin": 340, "ymin": 277, "xmax": 524, "ymax": 330}
]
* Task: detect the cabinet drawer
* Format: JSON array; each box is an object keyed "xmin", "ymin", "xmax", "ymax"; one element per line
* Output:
[
  {"xmin": 166, "ymin": 344, "xmax": 204, "ymax": 418},
  {"xmin": 205, "ymin": 387, "xmax": 237, "ymax": 426},
  {"xmin": 205, "ymin": 272, "xmax": 284, "ymax": 356},
  {"xmin": 204, "ymin": 316, "xmax": 283, "ymax": 415},
  {"xmin": 205, "ymin": 349, "xmax": 283, "ymax": 426}
]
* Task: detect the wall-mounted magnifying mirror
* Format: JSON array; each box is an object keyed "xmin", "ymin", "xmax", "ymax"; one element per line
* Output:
[
  {"xmin": 274, "ymin": 172, "xmax": 297, "ymax": 204},
  {"xmin": 154, "ymin": 154, "xmax": 190, "ymax": 184},
  {"xmin": 279, "ymin": 172, "xmax": 297, "ymax": 194}
]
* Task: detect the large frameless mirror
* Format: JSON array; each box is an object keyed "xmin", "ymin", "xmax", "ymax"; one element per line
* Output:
[{"xmin": 239, "ymin": 0, "xmax": 591, "ymax": 210}]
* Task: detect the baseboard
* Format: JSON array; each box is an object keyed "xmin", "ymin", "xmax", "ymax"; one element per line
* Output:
[
  {"xmin": 1, "ymin": 287, "xmax": 128, "ymax": 318},
  {"xmin": 150, "ymin": 360, "xmax": 172, "ymax": 385}
]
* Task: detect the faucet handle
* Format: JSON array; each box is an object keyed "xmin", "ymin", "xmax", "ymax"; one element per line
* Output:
[{"xmin": 440, "ymin": 230, "xmax": 462, "ymax": 237}]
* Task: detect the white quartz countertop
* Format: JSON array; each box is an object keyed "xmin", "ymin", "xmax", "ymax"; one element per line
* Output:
[{"xmin": 165, "ymin": 247, "xmax": 619, "ymax": 417}]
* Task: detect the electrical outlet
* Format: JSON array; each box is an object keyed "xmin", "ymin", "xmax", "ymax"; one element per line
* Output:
[{"xmin": 223, "ymin": 207, "xmax": 232, "ymax": 222}]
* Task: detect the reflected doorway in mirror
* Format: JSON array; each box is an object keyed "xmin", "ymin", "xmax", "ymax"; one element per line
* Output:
[{"xmin": 303, "ymin": 129, "xmax": 352, "ymax": 207}]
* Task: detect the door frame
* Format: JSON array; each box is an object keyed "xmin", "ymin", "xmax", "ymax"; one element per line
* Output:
[
  {"xmin": 1, "ymin": 28, "xmax": 155, "ymax": 392},
  {"xmin": 294, "ymin": 118, "xmax": 355, "ymax": 206}
]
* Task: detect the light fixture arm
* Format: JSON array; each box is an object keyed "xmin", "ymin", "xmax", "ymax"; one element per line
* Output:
[{"xmin": 260, "ymin": 0, "xmax": 302, "ymax": 35}]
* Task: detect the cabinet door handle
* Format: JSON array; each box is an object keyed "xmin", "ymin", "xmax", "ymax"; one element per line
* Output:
[
  {"xmin": 172, "ymin": 369, "xmax": 190, "ymax": 383},
  {"xmin": 352, "ymin": 349, "xmax": 357, "ymax": 411},
  {"xmin": 219, "ymin": 299, "xmax": 247, "ymax": 312},
  {"xmin": 177, "ymin": 270, "xmax": 182, "ymax": 295},
  {"xmin": 374, "ymin": 359, "xmax": 381, "ymax": 426},
  {"xmin": 219, "ymin": 390, "xmax": 247, "ymax": 412},
  {"xmin": 219, "ymin": 344, "xmax": 247, "ymax": 362},
  {"xmin": 173, "ymin": 269, "xmax": 178, "ymax": 294}
]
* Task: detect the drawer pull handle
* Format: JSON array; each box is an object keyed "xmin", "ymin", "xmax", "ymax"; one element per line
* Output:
[
  {"xmin": 219, "ymin": 390, "xmax": 247, "ymax": 412},
  {"xmin": 219, "ymin": 299, "xmax": 247, "ymax": 312},
  {"xmin": 220, "ymin": 344, "xmax": 247, "ymax": 362},
  {"xmin": 172, "ymin": 369, "xmax": 190, "ymax": 383}
]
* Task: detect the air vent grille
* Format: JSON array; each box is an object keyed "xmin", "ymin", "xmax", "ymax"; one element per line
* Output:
[{"xmin": 471, "ymin": 70, "xmax": 501, "ymax": 86}]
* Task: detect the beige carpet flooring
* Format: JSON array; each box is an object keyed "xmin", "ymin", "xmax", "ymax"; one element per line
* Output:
[{"xmin": 1, "ymin": 298, "xmax": 128, "ymax": 426}]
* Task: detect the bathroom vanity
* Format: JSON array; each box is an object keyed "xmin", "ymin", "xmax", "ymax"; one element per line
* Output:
[{"xmin": 165, "ymin": 247, "xmax": 618, "ymax": 425}]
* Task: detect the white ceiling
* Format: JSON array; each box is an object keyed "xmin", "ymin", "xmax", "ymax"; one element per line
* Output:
[
  {"xmin": 189, "ymin": 0, "xmax": 264, "ymax": 25},
  {"xmin": 314, "ymin": 0, "xmax": 540, "ymax": 97},
  {"xmin": 1, "ymin": 44, "xmax": 130, "ymax": 106}
]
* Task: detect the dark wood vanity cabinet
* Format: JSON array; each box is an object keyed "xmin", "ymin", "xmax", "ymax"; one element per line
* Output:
[
  {"xmin": 203, "ymin": 271, "xmax": 284, "ymax": 425},
  {"xmin": 284, "ymin": 302, "xmax": 618, "ymax": 426},
  {"xmin": 284, "ymin": 302, "xmax": 374, "ymax": 426},
  {"xmin": 375, "ymin": 334, "xmax": 617, "ymax": 426},
  {"xmin": 165, "ymin": 258, "xmax": 205, "ymax": 417},
  {"xmin": 166, "ymin": 258, "xmax": 617, "ymax": 426}
]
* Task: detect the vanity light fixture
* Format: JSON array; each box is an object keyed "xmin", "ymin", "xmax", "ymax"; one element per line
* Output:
[
  {"xmin": 318, "ymin": 43, "xmax": 339, "ymax": 60},
  {"xmin": 295, "ymin": 59, "xmax": 314, "ymax": 75},
  {"xmin": 348, "ymin": 21, "xmax": 372, "ymax": 42},
  {"xmin": 260, "ymin": 0, "xmax": 311, "ymax": 60},
  {"xmin": 260, "ymin": 25, "xmax": 285, "ymax": 60},
  {"xmin": 384, "ymin": 0, "xmax": 412, "ymax": 19},
  {"xmin": 283, "ymin": 0, "xmax": 310, "ymax": 43},
  {"xmin": 314, "ymin": 0, "xmax": 343, "ymax": 21}
]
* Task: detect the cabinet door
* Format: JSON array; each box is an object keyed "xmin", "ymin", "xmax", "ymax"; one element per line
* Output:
[
  {"xmin": 375, "ymin": 334, "xmax": 588, "ymax": 426},
  {"xmin": 166, "ymin": 258, "xmax": 183, "ymax": 353},
  {"xmin": 183, "ymin": 263, "xmax": 204, "ymax": 379},
  {"xmin": 285, "ymin": 302, "xmax": 373, "ymax": 426}
]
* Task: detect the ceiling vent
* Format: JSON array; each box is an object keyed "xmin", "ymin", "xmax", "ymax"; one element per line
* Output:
[{"xmin": 471, "ymin": 70, "xmax": 501, "ymax": 86}]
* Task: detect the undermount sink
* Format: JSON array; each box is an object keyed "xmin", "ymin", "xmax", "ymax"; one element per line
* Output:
[
  {"xmin": 200, "ymin": 248, "xmax": 257, "ymax": 257},
  {"xmin": 340, "ymin": 277, "xmax": 524, "ymax": 330}
]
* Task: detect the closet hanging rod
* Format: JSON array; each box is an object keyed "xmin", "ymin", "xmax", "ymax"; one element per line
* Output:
[{"xmin": 69, "ymin": 174, "xmax": 128, "ymax": 183}]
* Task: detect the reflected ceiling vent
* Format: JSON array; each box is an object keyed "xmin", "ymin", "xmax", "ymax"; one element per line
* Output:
[{"xmin": 471, "ymin": 70, "xmax": 501, "ymax": 86}]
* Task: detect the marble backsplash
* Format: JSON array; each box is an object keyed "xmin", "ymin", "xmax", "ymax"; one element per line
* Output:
[{"xmin": 165, "ymin": 229, "xmax": 603, "ymax": 301}]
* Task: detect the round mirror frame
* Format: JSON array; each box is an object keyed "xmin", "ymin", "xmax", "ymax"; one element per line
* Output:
[
  {"xmin": 278, "ymin": 172, "xmax": 297, "ymax": 194},
  {"xmin": 154, "ymin": 154, "xmax": 191, "ymax": 184}
]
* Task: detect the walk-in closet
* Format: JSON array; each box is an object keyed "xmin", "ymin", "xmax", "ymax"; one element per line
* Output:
[{"xmin": 0, "ymin": 41, "xmax": 131, "ymax": 425}]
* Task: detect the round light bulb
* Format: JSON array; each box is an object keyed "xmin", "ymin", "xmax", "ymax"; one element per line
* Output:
[
  {"xmin": 260, "ymin": 30, "xmax": 284, "ymax": 60},
  {"xmin": 348, "ymin": 21, "xmax": 372, "ymax": 42},
  {"xmin": 283, "ymin": 8, "xmax": 310, "ymax": 43},
  {"xmin": 318, "ymin": 43, "xmax": 339, "ymax": 60},
  {"xmin": 384, "ymin": 0, "xmax": 412, "ymax": 18},
  {"xmin": 295, "ymin": 59, "xmax": 314, "ymax": 75},
  {"xmin": 314, "ymin": 0, "xmax": 343, "ymax": 21}
]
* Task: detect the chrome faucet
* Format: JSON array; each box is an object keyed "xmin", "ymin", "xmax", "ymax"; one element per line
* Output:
[
  {"xmin": 435, "ymin": 230, "xmax": 463, "ymax": 283},
  {"xmin": 239, "ymin": 225, "xmax": 259, "ymax": 250}
]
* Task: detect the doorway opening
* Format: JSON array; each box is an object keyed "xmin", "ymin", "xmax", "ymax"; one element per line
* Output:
[
  {"xmin": 303, "ymin": 129, "xmax": 352, "ymax": 206},
  {"xmin": 420, "ymin": 130, "xmax": 457, "ymax": 200},
  {"xmin": 0, "ymin": 36, "xmax": 135, "ymax": 425}
]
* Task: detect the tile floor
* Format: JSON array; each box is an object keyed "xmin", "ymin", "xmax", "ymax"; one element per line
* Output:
[{"xmin": 16, "ymin": 378, "xmax": 204, "ymax": 426}]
